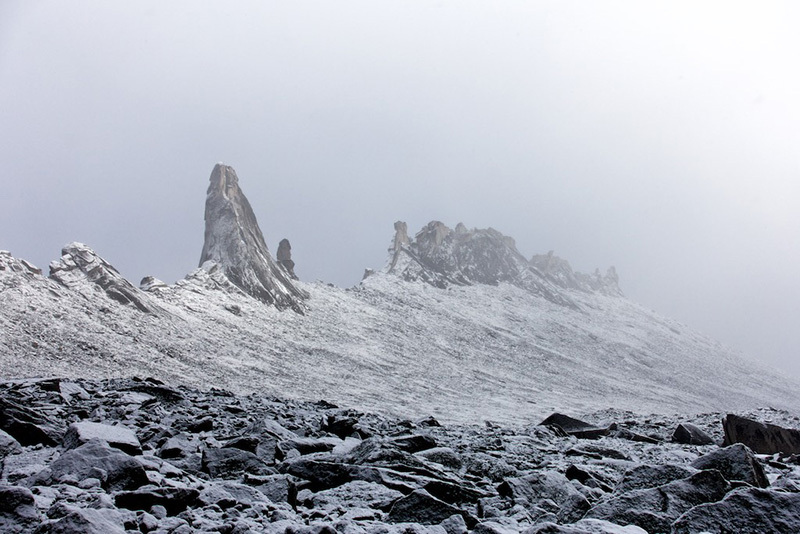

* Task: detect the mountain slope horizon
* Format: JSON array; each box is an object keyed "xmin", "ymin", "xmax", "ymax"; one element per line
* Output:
[{"xmin": 1, "ymin": 164, "xmax": 797, "ymax": 425}]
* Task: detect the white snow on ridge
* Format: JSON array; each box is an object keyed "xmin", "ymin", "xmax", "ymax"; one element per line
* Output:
[{"xmin": 1, "ymin": 249, "xmax": 797, "ymax": 426}]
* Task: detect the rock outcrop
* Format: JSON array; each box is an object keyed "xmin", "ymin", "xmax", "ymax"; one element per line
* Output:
[
  {"xmin": 386, "ymin": 221, "xmax": 580, "ymax": 308},
  {"xmin": 530, "ymin": 251, "xmax": 622, "ymax": 296},
  {"xmin": 49, "ymin": 243, "xmax": 158, "ymax": 314},
  {"xmin": 198, "ymin": 164, "xmax": 307, "ymax": 312},
  {"xmin": 276, "ymin": 238, "xmax": 298, "ymax": 280}
]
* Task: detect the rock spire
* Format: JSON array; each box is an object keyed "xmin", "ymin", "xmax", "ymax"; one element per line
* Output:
[{"xmin": 199, "ymin": 164, "xmax": 307, "ymax": 312}]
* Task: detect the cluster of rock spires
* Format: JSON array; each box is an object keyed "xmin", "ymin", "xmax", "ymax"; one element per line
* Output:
[
  {"xmin": 385, "ymin": 220, "xmax": 620, "ymax": 310},
  {"xmin": 3, "ymin": 378, "xmax": 800, "ymax": 533}
]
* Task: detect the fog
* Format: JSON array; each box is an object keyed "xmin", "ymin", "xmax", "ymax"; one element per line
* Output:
[{"xmin": 1, "ymin": 2, "xmax": 798, "ymax": 375}]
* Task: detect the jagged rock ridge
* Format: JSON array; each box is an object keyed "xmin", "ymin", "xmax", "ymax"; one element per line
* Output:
[
  {"xmin": 386, "ymin": 220, "xmax": 620, "ymax": 307},
  {"xmin": 199, "ymin": 164, "xmax": 307, "ymax": 312}
]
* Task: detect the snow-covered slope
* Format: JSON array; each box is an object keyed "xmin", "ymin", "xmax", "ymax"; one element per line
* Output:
[{"xmin": 1, "ymin": 165, "xmax": 798, "ymax": 425}]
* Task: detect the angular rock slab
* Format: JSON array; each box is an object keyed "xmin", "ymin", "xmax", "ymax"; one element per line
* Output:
[
  {"xmin": 526, "ymin": 518, "xmax": 648, "ymax": 533},
  {"xmin": 672, "ymin": 487, "xmax": 800, "ymax": 534},
  {"xmin": 540, "ymin": 413, "xmax": 607, "ymax": 439},
  {"xmin": 671, "ymin": 423, "xmax": 714, "ymax": 445},
  {"xmin": 585, "ymin": 470, "xmax": 730, "ymax": 534},
  {"xmin": 387, "ymin": 489, "xmax": 478, "ymax": 528},
  {"xmin": 691, "ymin": 443, "xmax": 768, "ymax": 488},
  {"xmin": 63, "ymin": 421, "xmax": 142, "ymax": 455},
  {"xmin": 723, "ymin": 413, "xmax": 800, "ymax": 455}
]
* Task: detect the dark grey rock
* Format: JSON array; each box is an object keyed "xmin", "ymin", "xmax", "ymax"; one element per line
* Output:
[
  {"xmin": 415, "ymin": 447, "xmax": 462, "ymax": 470},
  {"xmin": 243, "ymin": 473, "xmax": 297, "ymax": 506},
  {"xmin": 387, "ymin": 489, "xmax": 478, "ymax": 528},
  {"xmin": 498, "ymin": 470, "xmax": 590, "ymax": 523},
  {"xmin": 34, "ymin": 507, "xmax": 126, "ymax": 534},
  {"xmin": 672, "ymin": 423, "xmax": 714, "ymax": 445},
  {"xmin": 63, "ymin": 422, "xmax": 141, "ymax": 455},
  {"xmin": 0, "ymin": 398, "xmax": 61, "ymax": 446},
  {"xmin": 539, "ymin": 414, "xmax": 607, "ymax": 440},
  {"xmin": 0, "ymin": 429, "xmax": 21, "ymax": 457},
  {"xmin": 390, "ymin": 434, "xmax": 437, "ymax": 453},
  {"xmin": 202, "ymin": 447, "xmax": 271, "ymax": 478},
  {"xmin": 585, "ymin": 470, "xmax": 730, "ymax": 533},
  {"xmin": 525, "ymin": 518, "xmax": 648, "ymax": 533},
  {"xmin": 671, "ymin": 487, "xmax": 800, "ymax": 534},
  {"xmin": 44, "ymin": 439, "xmax": 148, "ymax": 491},
  {"xmin": 614, "ymin": 464, "xmax": 697, "ymax": 494},
  {"xmin": 691, "ymin": 443, "xmax": 769, "ymax": 488},
  {"xmin": 115, "ymin": 486, "xmax": 200, "ymax": 516},
  {"xmin": 0, "ymin": 485, "xmax": 40, "ymax": 534},
  {"xmin": 722, "ymin": 413, "xmax": 800, "ymax": 455}
]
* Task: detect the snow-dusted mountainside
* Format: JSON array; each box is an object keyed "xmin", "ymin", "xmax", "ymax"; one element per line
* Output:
[{"xmin": 1, "ymin": 165, "xmax": 799, "ymax": 426}]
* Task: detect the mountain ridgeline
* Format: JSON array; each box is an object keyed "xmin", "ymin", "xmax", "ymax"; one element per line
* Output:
[{"xmin": 1, "ymin": 163, "xmax": 799, "ymax": 424}]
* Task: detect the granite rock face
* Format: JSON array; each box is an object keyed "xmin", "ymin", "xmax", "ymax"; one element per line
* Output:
[
  {"xmin": 386, "ymin": 221, "xmax": 585, "ymax": 308},
  {"xmin": 198, "ymin": 164, "xmax": 308, "ymax": 312},
  {"xmin": 3, "ymin": 377, "xmax": 800, "ymax": 533},
  {"xmin": 49, "ymin": 243, "xmax": 158, "ymax": 314}
]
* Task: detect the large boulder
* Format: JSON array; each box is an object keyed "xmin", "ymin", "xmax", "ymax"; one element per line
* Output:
[
  {"xmin": 672, "ymin": 487, "xmax": 800, "ymax": 534},
  {"xmin": 691, "ymin": 443, "xmax": 768, "ymax": 488},
  {"xmin": 585, "ymin": 470, "xmax": 730, "ymax": 533},
  {"xmin": 614, "ymin": 464, "xmax": 697, "ymax": 494},
  {"xmin": 201, "ymin": 447, "xmax": 272, "ymax": 478},
  {"xmin": 0, "ymin": 485, "xmax": 41, "ymax": 534},
  {"xmin": 0, "ymin": 398, "xmax": 61, "ymax": 446},
  {"xmin": 43, "ymin": 439, "xmax": 148, "ymax": 491},
  {"xmin": 115, "ymin": 486, "xmax": 200, "ymax": 515},
  {"xmin": 62, "ymin": 422, "xmax": 141, "ymax": 455},
  {"xmin": 722, "ymin": 413, "xmax": 800, "ymax": 455},
  {"xmin": 498, "ymin": 470, "xmax": 590, "ymax": 523}
]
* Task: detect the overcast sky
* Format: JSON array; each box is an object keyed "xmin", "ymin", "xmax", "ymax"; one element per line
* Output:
[{"xmin": 1, "ymin": 2, "xmax": 798, "ymax": 376}]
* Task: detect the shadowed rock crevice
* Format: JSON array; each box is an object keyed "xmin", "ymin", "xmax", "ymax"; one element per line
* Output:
[{"xmin": 198, "ymin": 164, "xmax": 308, "ymax": 312}]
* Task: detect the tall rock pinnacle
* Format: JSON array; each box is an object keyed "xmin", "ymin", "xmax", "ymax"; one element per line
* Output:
[{"xmin": 199, "ymin": 164, "xmax": 308, "ymax": 312}]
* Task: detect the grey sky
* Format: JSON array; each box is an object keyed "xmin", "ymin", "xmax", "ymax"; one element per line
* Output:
[{"xmin": 1, "ymin": 2, "xmax": 799, "ymax": 375}]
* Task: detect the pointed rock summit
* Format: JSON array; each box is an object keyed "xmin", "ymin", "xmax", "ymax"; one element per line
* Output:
[{"xmin": 199, "ymin": 164, "xmax": 307, "ymax": 312}]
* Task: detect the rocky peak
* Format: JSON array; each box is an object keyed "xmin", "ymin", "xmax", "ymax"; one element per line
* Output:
[
  {"xmin": 0, "ymin": 250, "xmax": 42, "ymax": 277},
  {"xmin": 198, "ymin": 164, "xmax": 307, "ymax": 312},
  {"xmin": 530, "ymin": 251, "xmax": 622, "ymax": 296},
  {"xmin": 276, "ymin": 238, "xmax": 298, "ymax": 280},
  {"xmin": 49, "ymin": 243, "xmax": 157, "ymax": 313}
]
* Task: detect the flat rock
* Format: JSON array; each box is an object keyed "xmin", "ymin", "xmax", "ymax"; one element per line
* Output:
[
  {"xmin": 723, "ymin": 413, "xmax": 800, "ymax": 455},
  {"xmin": 691, "ymin": 443, "xmax": 768, "ymax": 488},
  {"xmin": 498, "ymin": 470, "xmax": 590, "ymax": 523},
  {"xmin": 63, "ymin": 421, "xmax": 142, "ymax": 455},
  {"xmin": 672, "ymin": 487, "xmax": 800, "ymax": 533}
]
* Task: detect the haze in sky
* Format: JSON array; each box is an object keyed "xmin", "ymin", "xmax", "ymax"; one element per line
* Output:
[{"xmin": 1, "ymin": 2, "xmax": 798, "ymax": 375}]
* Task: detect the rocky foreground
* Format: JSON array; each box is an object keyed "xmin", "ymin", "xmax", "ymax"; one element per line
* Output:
[{"xmin": 3, "ymin": 378, "xmax": 800, "ymax": 533}]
